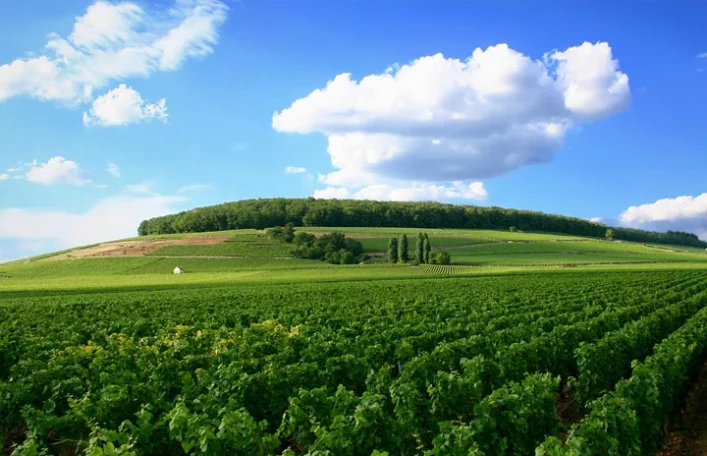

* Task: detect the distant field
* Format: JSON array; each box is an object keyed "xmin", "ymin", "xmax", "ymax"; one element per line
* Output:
[
  {"xmin": 451, "ymin": 240, "xmax": 707, "ymax": 265},
  {"xmin": 310, "ymin": 226, "xmax": 589, "ymax": 241},
  {"xmin": 148, "ymin": 232, "xmax": 294, "ymax": 257}
]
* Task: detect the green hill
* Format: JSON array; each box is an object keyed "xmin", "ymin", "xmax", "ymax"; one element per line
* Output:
[
  {"xmin": 1, "ymin": 226, "xmax": 706, "ymax": 293},
  {"xmin": 137, "ymin": 198, "xmax": 707, "ymax": 248}
]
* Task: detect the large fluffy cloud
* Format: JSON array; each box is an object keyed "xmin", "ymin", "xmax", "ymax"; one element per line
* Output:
[
  {"xmin": 83, "ymin": 84, "xmax": 167, "ymax": 126},
  {"xmin": 620, "ymin": 193, "xmax": 707, "ymax": 240},
  {"xmin": 0, "ymin": 0, "xmax": 227, "ymax": 113},
  {"xmin": 273, "ymin": 41, "xmax": 630, "ymax": 194}
]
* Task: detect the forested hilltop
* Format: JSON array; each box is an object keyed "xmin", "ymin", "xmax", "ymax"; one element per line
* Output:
[{"xmin": 138, "ymin": 198, "xmax": 706, "ymax": 247}]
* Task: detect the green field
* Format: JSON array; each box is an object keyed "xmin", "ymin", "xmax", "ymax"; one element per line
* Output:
[
  {"xmin": 1, "ymin": 227, "xmax": 707, "ymax": 455},
  {"xmin": 148, "ymin": 234, "xmax": 295, "ymax": 258},
  {"xmin": 450, "ymin": 240, "xmax": 707, "ymax": 265}
]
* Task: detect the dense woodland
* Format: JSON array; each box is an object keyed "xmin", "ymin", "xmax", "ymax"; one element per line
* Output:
[{"xmin": 138, "ymin": 198, "xmax": 706, "ymax": 248}]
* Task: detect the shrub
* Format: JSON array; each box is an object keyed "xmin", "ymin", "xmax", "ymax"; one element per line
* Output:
[
  {"xmin": 290, "ymin": 231, "xmax": 365, "ymax": 264},
  {"xmin": 430, "ymin": 251, "xmax": 451, "ymax": 265},
  {"xmin": 267, "ymin": 223, "xmax": 295, "ymax": 243}
]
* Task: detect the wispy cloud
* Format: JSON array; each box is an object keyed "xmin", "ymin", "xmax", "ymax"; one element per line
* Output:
[
  {"xmin": 126, "ymin": 181, "xmax": 158, "ymax": 195},
  {"xmin": 0, "ymin": 0, "xmax": 228, "ymax": 123},
  {"xmin": 107, "ymin": 163, "xmax": 121, "ymax": 178},
  {"xmin": 314, "ymin": 181, "xmax": 488, "ymax": 202},
  {"xmin": 285, "ymin": 166, "xmax": 307, "ymax": 174},
  {"xmin": 698, "ymin": 52, "xmax": 707, "ymax": 59},
  {"xmin": 0, "ymin": 193, "xmax": 186, "ymax": 250},
  {"xmin": 178, "ymin": 183, "xmax": 213, "ymax": 193}
]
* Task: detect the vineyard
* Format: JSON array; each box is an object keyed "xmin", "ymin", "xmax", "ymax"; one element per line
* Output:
[{"xmin": 1, "ymin": 269, "xmax": 707, "ymax": 455}]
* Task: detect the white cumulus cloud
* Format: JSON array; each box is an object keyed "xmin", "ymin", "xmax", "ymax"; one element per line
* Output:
[
  {"xmin": 550, "ymin": 42, "xmax": 630, "ymax": 118},
  {"xmin": 620, "ymin": 193, "xmax": 707, "ymax": 241},
  {"xmin": 107, "ymin": 162, "xmax": 121, "ymax": 177},
  {"xmin": 83, "ymin": 84, "xmax": 167, "ymax": 126},
  {"xmin": 314, "ymin": 181, "xmax": 487, "ymax": 202},
  {"xmin": 0, "ymin": 0, "xmax": 227, "ymax": 114},
  {"xmin": 273, "ymin": 41, "xmax": 630, "ymax": 196},
  {"xmin": 25, "ymin": 156, "xmax": 92, "ymax": 186},
  {"xmin": 285, "ymin": 166, "xmax": 308, "ymax": 174}
]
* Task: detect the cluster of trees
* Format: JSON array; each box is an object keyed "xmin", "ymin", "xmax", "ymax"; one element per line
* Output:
[
  {"xmin": 267, "ymin": 226, "xmax": 366, "ymax": 265},
  {"xmin": 137, "ymin": 198, "xmax": 707, "ymax": 248},
  {"xmin": 388, "ymin": 233, "xmax": 451, "ymax": 265},
  {"xmin": 267, "ymin": 223, "xmax": 296, "ymax": 243}
]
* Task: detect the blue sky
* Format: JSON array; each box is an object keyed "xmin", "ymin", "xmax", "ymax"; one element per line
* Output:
[{"xmin": 1, "ymin": 0, "xmax": 706, "ymax": 261}]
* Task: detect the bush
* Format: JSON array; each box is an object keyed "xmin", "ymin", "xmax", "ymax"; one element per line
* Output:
[
  {"xmin": 267, "ymin": 223, "xmax": 295, "ymax": 243},
  {"xmin": 293, "ymin": 232, "xmax": 316, "ymax": 245},
  {"xmin": 430, "ymin": 251, "xmax": 451, "ymax": 265},
  {"xmin": 289, "ymin": 231, "xmax": 365, "ymax": 264}
]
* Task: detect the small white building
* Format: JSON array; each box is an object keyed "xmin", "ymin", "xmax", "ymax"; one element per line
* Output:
[{"xmin": 173, "ymin": 266, "xmax": 185, "ymax": 274}]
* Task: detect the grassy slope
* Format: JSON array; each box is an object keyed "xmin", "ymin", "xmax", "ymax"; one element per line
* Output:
[{"xmin": 2, "ymin": 227, "xmax": 706, "ymax": 293}]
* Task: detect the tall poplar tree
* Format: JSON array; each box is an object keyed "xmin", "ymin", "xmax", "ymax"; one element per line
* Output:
[
  {"xmin": 399, "ymin": 234, "xmax": 409, "ymax": 263},
  {"xmin": 416, "ymin": 232, "xmax": 425, "ymax": 264},
  {"xmin": 388, "ymin": 237, "xmax": 398, "ymax": 263},
  {"xmin": 423, "ymin": 233, "xmax": 431, "ymax": 264}
]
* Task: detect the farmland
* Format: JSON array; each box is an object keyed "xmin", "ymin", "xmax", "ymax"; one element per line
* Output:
[{"xmin": 1, "ymin": 227, "xmax": 707, "ymax": 455}]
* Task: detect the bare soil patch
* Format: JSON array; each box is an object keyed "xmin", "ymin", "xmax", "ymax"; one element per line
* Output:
[
  {"xmin": 556, "ymin": 380, "xmax": 584, "ymax": 443},
  {"xmin": 40, "ymin": 235, "xmax": 231, "ymax": 261},
  {"xmin": 658, "ymin": 362, "xmax": 707, "ymax": 456}
]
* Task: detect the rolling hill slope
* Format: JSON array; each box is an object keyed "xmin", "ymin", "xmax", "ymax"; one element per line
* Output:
[{"xmin": 2, "ymin": 227, "xmax": 706, "ymax": 292}]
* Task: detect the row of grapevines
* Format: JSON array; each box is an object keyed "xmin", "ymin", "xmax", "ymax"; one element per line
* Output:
[
  {"xmin": 538, "ymin": 305, "xmax": 707, "ymax": 455},
  {"xmin": 572, "ymin": 290, "xmax": 706, "ymax": 406},
  {"xmin": 417, "ymin": 292, "xmax": 707, "ymax": 456},
  {"xmin": 387, "ymin": 279, "xmax": 704, "ymax": 449},
  {"xmin": 0, "ymin": 270, "xmax": 704, "ymax": 454},
  {"xmin": 272, "ymin": 274, "xmax": 707, "ymax": 454}
]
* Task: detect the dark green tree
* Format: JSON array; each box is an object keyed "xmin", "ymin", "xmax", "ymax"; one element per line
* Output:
[
  {"xmin": 399, "ymin": 234, "xmax": 409, "ymax": 263},
  {"xmin": 388, "ymin": 237, "xmax": 398, "ymax": 264},
  {"xmin": 423, "ymin": 233, "xmax": 431, "ymax": 264},
  {"xmin": 416, "ymin": 232, "xmax": 425, "ymax": 264}
]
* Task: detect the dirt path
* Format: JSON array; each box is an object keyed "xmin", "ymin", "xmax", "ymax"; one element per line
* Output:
[
  {"xmin": 154, "ymin": 255, "xmax": 295, "ymax": 260},
  {"xmin": 41, "ymin": 235, "xmax": 231, "ymax": 260},
  {"xmin": 658, "ymin": 362, "xmax": 707, "ymax": 456}
]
